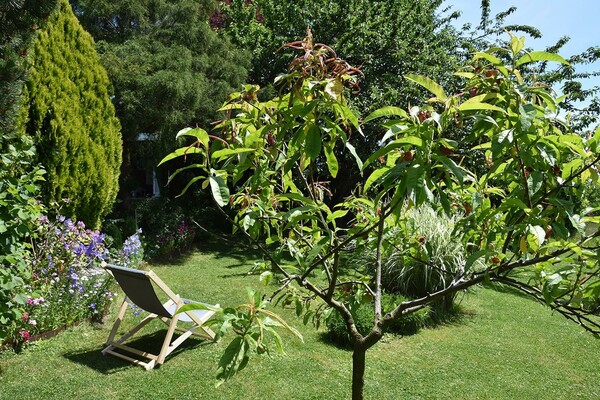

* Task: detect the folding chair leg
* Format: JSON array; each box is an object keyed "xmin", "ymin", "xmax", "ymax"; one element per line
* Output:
[
  {"xmin": 103, "ymin": 299, "xmax": 129, "ymax": 353},
  {"xmin": 157, "ymin": 314, "xmax": 180, "ymax": 365}
]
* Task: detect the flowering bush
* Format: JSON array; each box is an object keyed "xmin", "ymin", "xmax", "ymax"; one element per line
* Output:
[
  {"xmin": 149, "ymin": 222, "xmax": 196, "ymax": 258},
  {"xmin": 4, "ymin": 216, "xmax": 144, "ymax": 348}
]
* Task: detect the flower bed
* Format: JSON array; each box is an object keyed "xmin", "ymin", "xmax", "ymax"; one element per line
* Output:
[{"xmin": 4, "ymin": 216, "xmax": 143, "ymax": 348}]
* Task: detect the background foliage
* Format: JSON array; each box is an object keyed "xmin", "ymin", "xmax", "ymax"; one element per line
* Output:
[{"xmin": 69, "ymin": 0, "xmax": 249, "ymax": 199}]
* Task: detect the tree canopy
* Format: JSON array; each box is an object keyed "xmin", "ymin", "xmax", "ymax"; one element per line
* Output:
[{"xmin": 70, "ymin": 0, "xmax": 249, "ymax": 195}]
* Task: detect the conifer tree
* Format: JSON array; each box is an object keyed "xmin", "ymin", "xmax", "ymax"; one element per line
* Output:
[{"xmin": 24, "ymin": 0, "xmax": 122, "ymax": 227}]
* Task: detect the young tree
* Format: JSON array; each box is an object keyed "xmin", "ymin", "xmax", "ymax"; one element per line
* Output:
[
  {"xmin": 22, "ymin": 0, "xmax": 122, "ymax": 228},
  {"xmin": 163, "ymin": 33, "xmax": 600, "ymax": 399}
]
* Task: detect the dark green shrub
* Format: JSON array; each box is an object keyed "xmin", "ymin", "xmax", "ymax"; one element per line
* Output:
[
  {"xmin": 22, "ymin": 0, "xmax": 121, "ymax": 228},
  {"xmin": 325, "ymin": 293, "xmax": 430, "ymax": 347}
]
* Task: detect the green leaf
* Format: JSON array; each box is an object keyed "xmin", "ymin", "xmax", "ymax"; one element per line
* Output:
[
  {"xmin": 515, "ymin": 51, "xmax": 570, "ymax": 67},
  {"xmin": 472, "ymin": 54, "xmax": 509, "ymax": 76},
  {"xmin": 216, "ymin": 336, "xmax": 247, "ymax": 387},
  {"xmin": 158, "ymin": 146, "xmax": 203, "ymax": 166},
  {"xmin": 259, "ymin": 271, "xmax": 272, "ymax": 286},
  {"xmin": 363, "ymin": 106, "xmax": 408, "ymax": 123},
  {"xmin": 346, "ymin": 142, "xmax": 363, "ymax": 171},
  {"xmin": 324, "ymin": 141, "xmax": 339, "ymax": 178},
  {"xmin": 364, "ymin": 137, "xmax": 423, "ymax": 169},
  {"xmin": 325, "ymin": 78, "xmax": 343, "ymax": 100},
  {"xmin": 176, "ymin": 127, "xmax": 210, "ymax": 149},
  {"xmin": 305, "ymin": 125, "xmax": 322, "ymax": 160},
  {"xmin": 333, "ymin": 103, "xmax": 363, "ymax": 135},
  {"xmin": 459, "ymin": 95, "xmax": 506, "ymax": 113},
  {"xmin": 327, "ymin": 209, "xmax": 349, "ymax": 222},
  {"xmin": 212, "ymin": 148, "xmax": 256, "ymax": 160},
  {"xmin": 209, "ymin": 173, "xmax": 230, "ymax": 207},
  {"xmin": 404, "ymin": 74, "xmax": 447, "ymax": 101},
  {"xmin": 364, "ymin": 167, "xmax": 390, "ymax": 192},
  {"xmin": 528, "ymin": 225, "xmax": 546, "ymax": 249}
]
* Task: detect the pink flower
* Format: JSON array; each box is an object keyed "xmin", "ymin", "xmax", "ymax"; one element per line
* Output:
[
  {"xmin": 19, "ymin": 330, "xmax": 30, "ymax": 341},
  {"xmin": 21, "ymin": 312, "xmax": 29, "ymax": 321}
]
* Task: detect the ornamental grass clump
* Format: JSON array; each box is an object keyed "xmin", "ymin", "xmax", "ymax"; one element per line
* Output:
[{"xmin": 350, "ymin": 204, "xmax": 474, "ymax": 314}]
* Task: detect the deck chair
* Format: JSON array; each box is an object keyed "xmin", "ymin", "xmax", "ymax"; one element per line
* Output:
[{"xmin": 101, "ymin": 263, "xmax": 218, "ymax": 370}]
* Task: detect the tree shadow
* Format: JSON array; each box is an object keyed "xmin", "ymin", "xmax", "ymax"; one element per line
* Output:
[
  {"xmin": 63, "ymin": 329, "xmax": 209, "ymax": 374},
  {"xmin": 482, "ymin": 281, "xmax": 539, "ymax": 301}
]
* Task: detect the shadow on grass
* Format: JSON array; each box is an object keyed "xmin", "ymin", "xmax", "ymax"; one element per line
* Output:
[
  {"xmin": 63, "ymin": 329, "xmax": 209, "ymax": 374},
  {"xmin": 317, "ymin": 303, "xmax": 476, "ymax": 350},
  {"xmin": 482, "ymin": 281, "xmax": 539, "ymax": 301}
]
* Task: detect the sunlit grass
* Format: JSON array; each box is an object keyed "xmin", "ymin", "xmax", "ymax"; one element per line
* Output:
[{"xmin": 1, "ymin": 241, "xmax": 599, "ymax": 399}]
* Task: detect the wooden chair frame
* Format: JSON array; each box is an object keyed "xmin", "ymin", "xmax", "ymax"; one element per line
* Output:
[{"xmin": 101, "ymin": 263, "xmax": 218, "ymax": 370}]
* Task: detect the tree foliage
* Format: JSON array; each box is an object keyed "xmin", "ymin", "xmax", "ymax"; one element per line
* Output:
[
  {"xmin": 21, "ymin": 0, "xmax": 122, "ymax": 228},
  {"xmin": 457, "ymin": 0, "xmax": 600, "ymax": 132},
  {"xmin": 163, "ymin": 34, "xmax": 600, "ymax": 399},
  {"xmin": 213, "ymin": 0, "xmax": 468, "ymax": 203},
  {"xmin": 216, "ymin": 0, "xmax": 463, "ymax": 110},
  {"xmin": 70, "ymin": 0, "xmax": 249, "ymax": 195}
]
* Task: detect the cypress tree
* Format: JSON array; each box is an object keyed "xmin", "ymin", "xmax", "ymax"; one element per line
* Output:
[{"xmin": 23, "ymin": 0, "xmax": 121, "ymax": 228}]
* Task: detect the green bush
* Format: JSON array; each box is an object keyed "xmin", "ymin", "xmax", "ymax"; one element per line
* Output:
[
  {"xmin": 22, "ymin": 0, "xmax": 121, "ymax": 228},
  {"xmin": 0, "ymin": 0, "xmax": 54, "ymax": 343},
  {"xmin": 325, "ymin": 293, "xmax": 430, "ymax": 347}
]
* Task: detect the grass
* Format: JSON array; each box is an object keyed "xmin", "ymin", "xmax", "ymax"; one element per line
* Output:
[{"xmin": 1, "ymin": 241, "xmax": 599, "ymax": 399}]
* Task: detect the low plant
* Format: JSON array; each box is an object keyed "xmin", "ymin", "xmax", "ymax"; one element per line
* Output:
[
  {"xmin": 349, "ymin": 204, "xmax": 475, "ymax": 313},
  {"xmin": 326, "ymin": 292, "xmax": 430, "ymax": 347},
  {"xmin": 3, "ymin": 215, "xmax": 144, "ymax": 348}
]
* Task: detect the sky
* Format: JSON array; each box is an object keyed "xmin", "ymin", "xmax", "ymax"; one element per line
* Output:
[{"xmin": 446, "ymin": 0, "xmax": 600, "ymax": 96}]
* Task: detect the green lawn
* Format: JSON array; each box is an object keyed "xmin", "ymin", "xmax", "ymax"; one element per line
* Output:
[{"xmin": 1, "ymin": 243, "xmax": 599, "ymax": 400}]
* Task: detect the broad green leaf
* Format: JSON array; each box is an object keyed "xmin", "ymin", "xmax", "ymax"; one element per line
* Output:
[
  {"xmin": 515, "ymin": 51, "xmax": 570, "ymax": 67},
  {"xmin": 454, "ymin": 72, "xmax": 475, "ymax": 79},
  {"xmin": 404, "ymin": 74, "xmax": 447, "ymax": 101},
  {"xmin": 528, "ymin": 225, "xmax": 546, "ymax": 249},
  {"xmin": 473, "ymin": 52, "xmax": 509, "ymax": 76},
  {"xmin": 212, "ymin": 147, "xmax": 256, "ymax": 160},
  {"xmin": 325, "ymin": 78, "xmax": 343, "ymax": 100},
  {"xmin": 364, "ymin": 167, "xmax": 390, "ymax": 192},
  {"xmin": 333, "ymin": 103, "xmax": 363, "ymax": 135},
  {"xmin": 459, "ymin": 94, "xmax": 506, "ymax": 113},
  {"xmin": 363, "ymin": 106, "xmax": 408, "ymax": 123},
  {"xmin": 324, "ymin": 141, "xmax": 339, "ymax": 178},
  {"xmin": 176, "ymin": 127, "xmax": 210, "ymax": 149},
  {"xmin": 279, "ymin": 192, "xmax": 315, "ymax": 205},
  {"xmin": 259, "ymin": 271, "xmax": 273, "ymax": 286},
  {"xmin": 305, "ymin": 124, "xmax": 322, "ymax": 160},
  {"xmin": 346, "ymin": 142, "xmax": 363, "ymax": 172},
  {"xmin": 158, "ymin": 146, "xmax": 203, "ymax": 166},
  {"xmin": 177, "ymin": 302, "xmax": 223, "ymax": 314},
  {"xmin": 209, "ymin": 173, "xmax": 230, "ymax": 207},
  {"xmin": 510, "ymin": 35, "xmax": 526, "ymax": 56},
  {"xmin": 327, "ymin": 209, "xmax": 349, "ymax": 222}
]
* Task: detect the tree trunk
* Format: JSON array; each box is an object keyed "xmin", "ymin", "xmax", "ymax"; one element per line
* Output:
[{"xmin": 352, "ymin": 346, "xmax": 367, "ymax": 400}]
